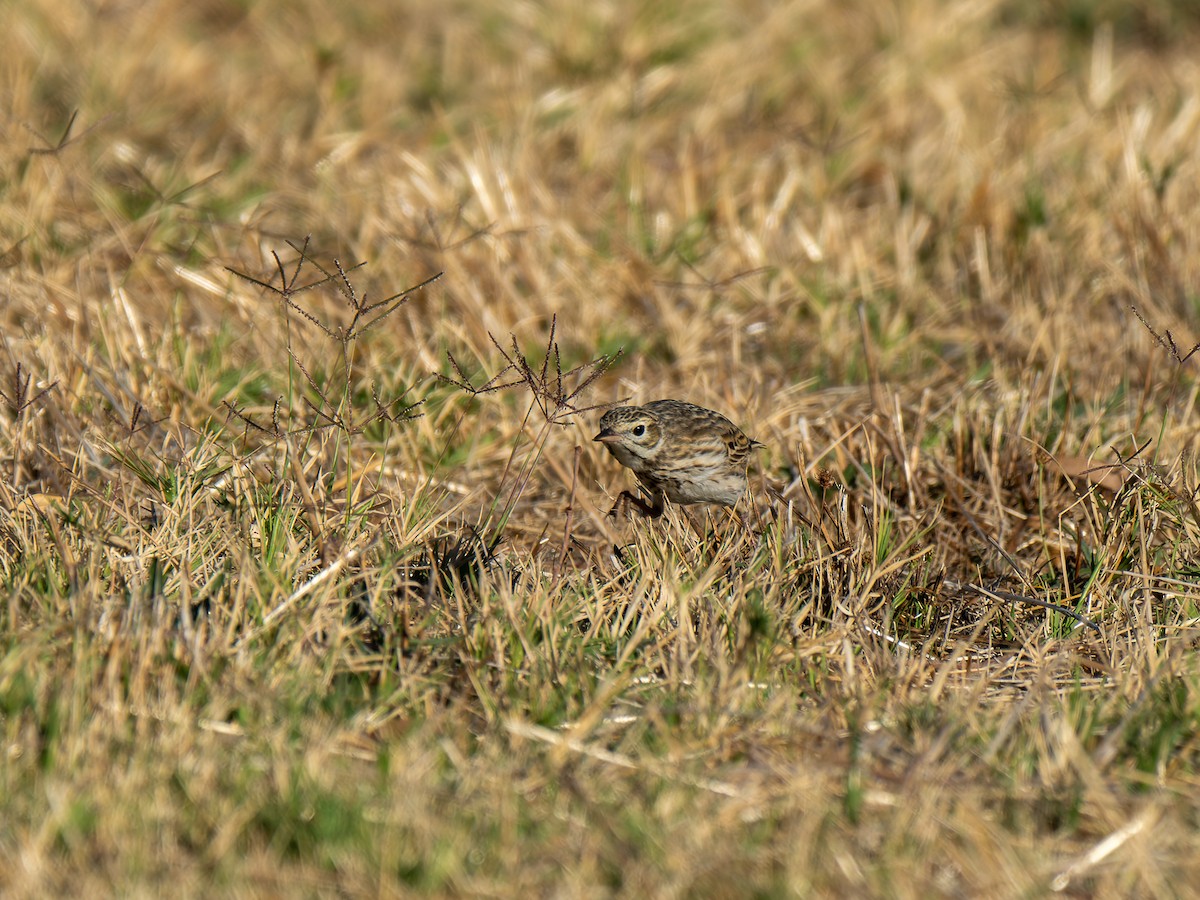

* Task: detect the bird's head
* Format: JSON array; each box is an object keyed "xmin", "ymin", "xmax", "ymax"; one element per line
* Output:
[{"xmin": 593, "ymin": 406, "xmax": 663, "ymax": 463}]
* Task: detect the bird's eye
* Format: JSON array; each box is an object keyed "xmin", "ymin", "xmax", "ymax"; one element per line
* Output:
[{"xmin": 632, "ymin": 424, "xmax": 646, "ymax": 437}]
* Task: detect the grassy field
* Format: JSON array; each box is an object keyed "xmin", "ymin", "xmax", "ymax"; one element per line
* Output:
[{"xmin": 4, "ymin": 0, "xmax": 1200, "ymax": 895}]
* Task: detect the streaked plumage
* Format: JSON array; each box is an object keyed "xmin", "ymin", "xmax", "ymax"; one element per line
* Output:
[{"xmin": 593, "ymin": 399, "xmax": 760, "ymax": 518}]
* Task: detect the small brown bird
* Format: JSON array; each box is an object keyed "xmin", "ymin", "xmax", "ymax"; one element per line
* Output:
[{"xmin": 593, "ymin": 399, "xmax": 761, "ymax": 518}]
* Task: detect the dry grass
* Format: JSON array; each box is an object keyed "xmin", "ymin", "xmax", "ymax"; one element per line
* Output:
[{"xmin": 3, "ymin": 0, "xmax": 1200, "ymax": 895}]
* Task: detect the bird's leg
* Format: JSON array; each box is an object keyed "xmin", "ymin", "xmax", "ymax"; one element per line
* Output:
[
  {"xmin": 721, "ymin": 503, "xmax": 768, "ymax": 557},
  {"xmin": 681, "ymin": 506, "xmax": 708, "ymax": 542},
  {"xmin": 744, "ymin": 482, "xmax": 770, "ymax": 534},
  {"xmin": 608, "ymin": 489, "xmax": 663, "ymax": 519}
]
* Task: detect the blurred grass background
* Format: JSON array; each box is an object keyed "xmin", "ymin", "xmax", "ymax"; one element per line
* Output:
[{"xmin": 3, "ymin": 0, "xmax": 1200, "ymax": 895}]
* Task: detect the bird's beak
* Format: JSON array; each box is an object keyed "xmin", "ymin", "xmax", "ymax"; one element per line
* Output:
[{"xmin": 593, "ymin": 429, "xmax": 620, "ymax": 443}]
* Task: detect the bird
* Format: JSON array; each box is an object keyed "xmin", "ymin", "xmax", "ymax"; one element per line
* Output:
[{"xmin": 593, "ymin": 399, "xmax": 761, "ymax": 518}]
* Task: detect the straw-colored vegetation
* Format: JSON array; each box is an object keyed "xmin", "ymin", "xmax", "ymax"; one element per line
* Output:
[{"xmin": 3, "ymin": 0, "xmax": 1200, "ymax": 895}]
